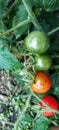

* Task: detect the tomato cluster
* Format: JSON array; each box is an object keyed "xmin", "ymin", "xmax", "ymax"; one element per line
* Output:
[
  {"xmin": 24, "ymin": 31, "xmax": 52, "ymax": 71},
  {"xmin": 31, "ymin": 71, "xmax": 59, "ymax": 116},
  {"xmin": 24, "ymin": 31, "xmax": 59, "ymax": 117}
]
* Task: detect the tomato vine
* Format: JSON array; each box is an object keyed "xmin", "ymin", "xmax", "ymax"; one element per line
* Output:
[{"xmin": 0, "ymin": 0, "xmax": 59, "ymax": 130}]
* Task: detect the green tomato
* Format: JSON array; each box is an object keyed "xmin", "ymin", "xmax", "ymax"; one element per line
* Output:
[
  {"xmin": 24, "ymin": 31, "xmax": 50, "ymax": 54},
  {"xmin": 34, "ymin": 54, "xmax": 52, "ymax": 71}
]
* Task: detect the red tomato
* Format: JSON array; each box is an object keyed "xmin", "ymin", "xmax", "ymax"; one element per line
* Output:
[
  {"xmin": 39, "ymin": 95, "xmax": 59, "ymax": 116},
  {"xmin": 31, "ymin": 72, "xmax": 52, "ymax": 93}
]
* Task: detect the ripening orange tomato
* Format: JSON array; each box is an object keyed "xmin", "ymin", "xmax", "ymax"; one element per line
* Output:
[{"xmin": 31, "ymin": 71, "xmax": 52, "ymax": 93}]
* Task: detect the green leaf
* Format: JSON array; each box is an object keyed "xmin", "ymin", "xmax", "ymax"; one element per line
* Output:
[
  {"xmin": 0, "ymin": 44, "xmax": 22, "ymax": 70},
  {"xmin": 49, "ymin": 36, "xmax": 59, "ymax": 54},
  {"xmin": 32, "ymin": 115, "xmax": 50, "ymax": 130},
  {"xmin": 31, "ymin": 0, "xmax": 59, "ymax": 11},
  {"xmin": 55, "ymin": 1, "xmax": 59, "ymax": 10},
  {"xmin": 12, "ymin": 4, "xmax": 29, "ymax": 38},
  {"xmin": 15, "ymin": 69, "xmax": 34, "ymax": 89},
  {"xmin": 51, "ymin": 72, "xmax": 59, "ymax": 99},
  {"xmin": 21, "ymin": 113, "xmax": 33, "ymax": 124},
  {"xmin": 18, "ymin": 114, "xmax": 33, "ymax": 130},
  {"xmin": 0, "ymin": 0, "xmax": 8, "ymax": 17},
  {"xmin": 44, "ymin": 12, "xmax": 59, "ymax": 27},
  {"xmin": 0, "ymin": 19, "xmax": 6, "ymax": 32}
]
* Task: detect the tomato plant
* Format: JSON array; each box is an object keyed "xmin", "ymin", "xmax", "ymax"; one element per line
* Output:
[
  {"xmin": 39, "ymin": 95, "xmax": 59, "ymax": 116},
  {"xmin": 0, "ymin": 0, "xmax": 59, "ymax": 130},
  {"xmin": 24, "ymin": 31, "xmax": 50, "ymax": 54},
  {"xmin": 31, "ymin": 71, "xmax": 52, "ymax": 93},
  {"xmin": 34, "ymin": 54, "xmax": 52, "ymax": 71}
]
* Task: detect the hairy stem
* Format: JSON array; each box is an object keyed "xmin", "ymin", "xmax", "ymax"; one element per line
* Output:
[
  {"xmin": 14, "ymin": 94, "xmax": 31, "ymax": 130},
  {"xmin": 0, "ymin": 19, "xmax": 30, "ymax": 36},
  {"xmin": 48, "ymin": 26, "xmax": 59, "ymax": 35},
  {"xmin": 22, "ymin": 0, "xmax": 43, "ymax": 31},
  {"xmin": 4, "ymin": 121, "xmax": 14, "ymax": 126},
  {"xmin": 51, "ymin": 65, "xmax": 59, "ymax": 69},
  {"xmin": 3, "ymin": 0, "xmax": 21, "ymax": 18},
  {"xmin": 51, "ymin": 54, "xmax": 59, "ymax": 58},
  {"xmin": 32, "ymin": 90, "xmax": 59, "ymax": 114},
  {"xmin": 0, "ymin": 101, "xmax": 8, "ymax": 105}
]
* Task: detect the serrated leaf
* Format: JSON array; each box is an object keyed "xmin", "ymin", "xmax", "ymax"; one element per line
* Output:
[
  {"xmin": 15, "ymin": 69, "xmax": 34, "ymax": 85},
  {"xmin": 0, "ymin": 19, "xmax": 6, "ymax": 32},
  {"xmin": 32, "ymin": 115, "xmax": 50, "ymax": 130},
  {"xmin": 55, "ymin": 1, "xmax": 59, "ymax": 10},
  {"xmin": 39, "ymin": 19, "xmax": 50, "ymax": 33},
  {"xmin": 31, "ymin": 0, "xmax": 59, "ymax": 11},
  {"xmin": 49, "ymin": 36, "xmax": 59, "ymax": 54},
  {"xmin": 51, "ymin": 72, "xmax": 59, "ymax": 99},
  {"xmin": 21, "ymin": 113, "xmax": 33, "ymax": 124},
  {"xmin": 17, "ymin": 113, "xmax": 33, "ymax": 130},
  {"xmin": 13, "ymin": 4, "xmax": 29, "ymax": 38},
  {"xmin": 0, "ymin": 44, "xmax": 22, "ymax": 70},
  {"xmin": 0, "ymin": 0, "xmax": 8, "ymax": 16}
]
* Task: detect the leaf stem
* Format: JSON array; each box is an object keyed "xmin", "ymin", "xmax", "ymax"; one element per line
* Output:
[
  {"xmin": 4, "ymin": 121, "xmax": 14, "ymax": 126},
  {"xmin": 1, "ymin": 0, "xmax": 43, "ymax": 37},
  {"xmin": 51, "ymin": 54, "xmax": 59, "ymax": 58},
  {"xmin": 0, "ymin": 119, "xmax": 14, "ymax": 127},
  {"xmin": 51, "ymin": 65, "xmax": 59, "ymax": 69},
  {"xmin": 22, "ymin": 0, "xmax": 43, "ymax": 31},
  {"xmin": 47, "ymin": 26, "xmax": 59, "ymax": 35},
  {"xmin": 14, "ymin": 94, "xmax": 31, "ymax": 130},
  {"xmin": 0, "ymin": 101, "xmax": 8, "ymax": 105},
  {"xmin": 0, "ymin": 19, "xmax": 30, "ymax": 36},
  {"xmin": 3, "ymin": 0, "xmax": 21, "ymax": 18}
]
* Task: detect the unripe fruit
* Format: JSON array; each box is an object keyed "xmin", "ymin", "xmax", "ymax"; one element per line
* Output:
[
  {"xmin": 24, "ymin": 31, "xmax": 50, "ymax": 54},
  {"xmin": 34, "ymin": 54, "xmax": 52, "ymax": 71}
]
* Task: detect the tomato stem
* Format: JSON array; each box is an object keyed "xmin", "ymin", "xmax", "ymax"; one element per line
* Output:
[
  {"xmin": 51, "ymin": 54, "xmax": 59, "ymax": 58},
  {"xmin": 4, "ymin": 121, "xmax": 14, "ymax": 126},
  {"xmin": 1, "ymin": 0, "xmax": 44, "ymax": 37},
  {"xmin": 14, "ymin": 94, "xmax": 31, "ymax": 130},
  {"xmin": 47, "ymin": 26, "xmax": 59, "ymax": 35},
  {"xmin": 0, "ymin": 19, "xmax": 30, "ymax": 36},
  {"xmin": 3, "ymin": 0, "xmax": 21, "ymax": 18},
  {"xmin": 22, "ymin": 0, "xmax": 43, "ymax": 31},
  {"xmin": 32, "ymin": 90, "xmax": 59, "ymax": 114},
  {"xmin": 0, "ymin": 101, "xmax": 9, "ymax": 106},
  {"xmin": 51, "ymin": 65, "xmax": 59, "ymax": 69}
]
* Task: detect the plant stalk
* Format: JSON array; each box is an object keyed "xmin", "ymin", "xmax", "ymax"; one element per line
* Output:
[
  {"xmin": 3, "ymin": 0, "xmax": 21, "ymax": 18},
  {"xmin": 0, "ymin": 19, "xmax": 30, "ymax": 36},
  {"xmin": 48, "ymin": 26, "xmax": 59, "ymax": 35},
  {"xmin": 32, "ymin": 90, "xmax": 59, "ymax": 114},
  {"xmin": 14, "ymin": 94, "xmax": 31, "ymax": 130},
  {"xmin": 51, "ymin": 65, "xmax": 59, "ymax": 69},
  {"xmin": 22, "ymin": 0, "xmax": 43, "ymax": 31}
]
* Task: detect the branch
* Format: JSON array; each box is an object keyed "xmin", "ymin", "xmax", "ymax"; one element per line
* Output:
[
  {"xmin": 3, "ymin": 0, "xmax": 21, "ymax": 18},
  {"xmin": 51, "ymin": 65, "xmax": 59, "ymax": 69},
  {"xmin": 47, "ymin": 26, "xmax": 59, "ymax": 35},
  {"xmin": 0, "ymin": 19, "xmax": 30, "ymax": 36},
  {"xmin": 14, "ymin": 94, "xmax": 31, "ymax": 130},
  {"xmin": 22, "ymin": 0, "xmax": 43, "ymax": 31},
  {"xmin": 31, "ymin": 90, "xmax": 59, "ymax": 114}
]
